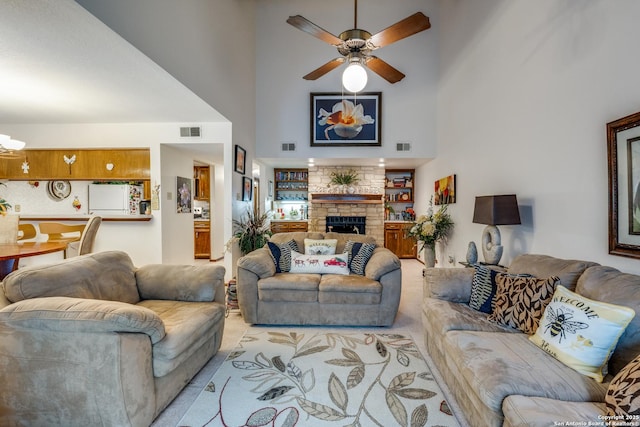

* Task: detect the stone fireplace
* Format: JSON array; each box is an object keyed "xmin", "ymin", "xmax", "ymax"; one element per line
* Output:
[
  {"xmin": 307, "ymin": 166, "xmax": 385, "ymax": 245},
  {"xmin": 326, "ymin": 216, "xmax": 366, "ymax": 234}
]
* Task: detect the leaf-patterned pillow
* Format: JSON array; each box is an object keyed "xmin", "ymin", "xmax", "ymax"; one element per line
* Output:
[
  {"xmin": 487, "ymin": 274, "xmax": 559, "ymax": 334},
  {"xmin": 606, "ymin": 354, "xmax": 640, "ymax": 415}
]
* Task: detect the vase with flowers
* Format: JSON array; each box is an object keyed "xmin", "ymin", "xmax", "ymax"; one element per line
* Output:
[{"xmin": 407, "ymin": 197, "xmax": 454, "ymax": 267}]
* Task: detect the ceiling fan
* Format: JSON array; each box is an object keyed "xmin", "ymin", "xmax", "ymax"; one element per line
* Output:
[{"xmin": 287, "ymin": 0, "xmax": 431, "ymax": 89}]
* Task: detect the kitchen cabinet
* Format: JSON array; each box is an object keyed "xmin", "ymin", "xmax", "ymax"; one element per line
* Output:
[
  {"xmin": 194, "ymin": 221, "xmax": 210, "ymax": 259},
  {"xmin": 194, "ymin": 166, "xmax": 210, "ymax": 201},
  {"xmin": 0, "ymin": 149, "xmax": 150, "ymax": 181},
  {"xmin": 384, "ymin": 222, "xmax": 417, "ymax": 259},
  {"xmin": 270, "ymin": 221, "xmax": 308, "ymax": 234}
]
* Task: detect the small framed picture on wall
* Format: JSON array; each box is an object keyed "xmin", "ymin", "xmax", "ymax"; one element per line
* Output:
[
  {"xmin": 235, "ymin": 145, "xmax": 246, "ymax": 174},
  {"xmin": 242, "ymin": 176, "xmax": 252, "ymax": 201}
]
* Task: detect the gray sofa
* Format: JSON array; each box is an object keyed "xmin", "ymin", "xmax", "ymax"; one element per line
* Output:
[
  {"xmin": 0, "ymin": 251, "xmax": 226, "ymax": 427},
  {"xmin": 423, "ymin": 254, "xmax": 640, "ymax": 427},
  {"xmin": 236, "ymin": 232, "xmax": 402, "ymax": 326}
]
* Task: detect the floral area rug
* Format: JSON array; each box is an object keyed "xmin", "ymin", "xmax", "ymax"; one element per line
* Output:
[{"xmin": 179, "ymin": 330, "xmax": 460, "ymax": 427}]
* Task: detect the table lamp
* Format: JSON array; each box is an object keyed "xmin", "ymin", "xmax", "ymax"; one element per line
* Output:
[{"xmin": 472, "ymin": 194, "xmax": 521, "ymax": 265}]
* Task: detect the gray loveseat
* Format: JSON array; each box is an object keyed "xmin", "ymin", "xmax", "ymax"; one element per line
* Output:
[
  {"xmin": 0, "ymin": 251, "xmax": 226, "ymax": 427},
  {"xmin": 236, "ymin": 232, "xmax": 401, "ymax": 326},
  {"xmin": 423, "ymin": 254, "xmax": 640, "ymax": 427}
]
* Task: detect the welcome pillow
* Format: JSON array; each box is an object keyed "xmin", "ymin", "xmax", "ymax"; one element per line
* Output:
[
  {"xmin": 530, "ymin": 286, "xmax": 636, "ymax": 382},
  {"xmin": 289, "ymin": 251, "xmax": 349, "ymax": 275},
  {"xmin": 304, "ymin": 238, "xmax": 338, "ymax": 255}
]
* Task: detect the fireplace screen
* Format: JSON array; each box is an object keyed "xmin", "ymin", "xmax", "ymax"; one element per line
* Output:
[{"xmin": 326, "ymin": 216, "xmax": 366, "ymax": 234}]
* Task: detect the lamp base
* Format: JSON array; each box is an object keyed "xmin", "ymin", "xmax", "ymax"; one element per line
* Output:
[{"xmin": 481, "ymin": 225, "xmax": 503, "ymax": 265}]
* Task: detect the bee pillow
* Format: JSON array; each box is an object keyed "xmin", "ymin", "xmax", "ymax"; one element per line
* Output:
[{"xmin": 530, "ymin": 285, "xmax": 635, "ymax": 382}]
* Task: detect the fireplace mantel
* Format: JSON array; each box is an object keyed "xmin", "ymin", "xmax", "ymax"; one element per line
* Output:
[{"xmin": 310, "ymin": 193, "xmax": 384, "ymax": 204}]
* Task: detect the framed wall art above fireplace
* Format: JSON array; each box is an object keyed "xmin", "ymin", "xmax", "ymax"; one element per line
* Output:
[
  {"xmin": 310, "ymin": 92, "xmax": 381, "ymax": 147},
  {"xmin": 607, "ymin": 110, "xmax": 640, "ymax": 259}
]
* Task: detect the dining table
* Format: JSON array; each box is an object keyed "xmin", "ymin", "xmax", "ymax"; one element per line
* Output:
[{"xmin": 0, "ymin": 241, "xmax": 68, "ymax": 280}]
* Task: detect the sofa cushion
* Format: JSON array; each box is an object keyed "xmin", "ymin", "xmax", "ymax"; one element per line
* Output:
[
  {"xmin": 2, "ymin": 251, "xmax": 140, "ymax": 304},
  {"xmin": 304, "ymin": 238, "xmax": 337, "ymax": 255},
  {"xmin": 289, "ymin": 251, "xmax": 349, "ymax": 275},
  {"xmin": 502, "ymin": 395, "xmax": 606, "ymax": 427},
  {"xmin": 442, "ymin": 330, "xmax": 607, "ymax": 424},
  {"xmin": 530, "ymin": 285, "xmax": 635, "ymax": 382},
  {"xmin": 257, "ymin": 273, "xmax": 320, "ymax": 303},
  {"xmin": 318, "ymin": 274, "xmax": 382, "ymax": 304},
  {"xmin": 138, "ymin": 299, "xmax": 225, "ymax": 377},
  {"xmin": 488, "ymin": 274, "xmax": 559, "ymax": 334},
  {"xmin": 0, "ymin": 296, "xmax": 165, "ymax": 343},
  {"xmin": 605, "ymin": 353, "xmax": 640, "ymax": 417},
  {"xmin": 344, "ymin": 241, "xmax": 376, "ymax": 275},
  {"xmin": 507, "ymin": 254, "xmax": 598, "ymax": 291},
  {"xmin": 266, "ymin": 240, "xmax": 299, "ymax": 273},
  {"xmin": 576, "ymin": 266, "xmax": 640, "ymax": 376}
]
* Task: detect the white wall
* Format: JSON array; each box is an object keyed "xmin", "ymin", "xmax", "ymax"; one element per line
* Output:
[
  {"xmin": 0, "ymin": 122, "xmax": 231, "ymax": 267},
  {"xmin": 418, "ymin": 0, "xmax": 640, "ymax": 274},
  {"xmin": 255, "ymin": 0, "xmax": 439, "ymax": 163}
]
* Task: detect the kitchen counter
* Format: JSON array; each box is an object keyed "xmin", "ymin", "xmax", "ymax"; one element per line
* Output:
[{"xmin": 19, "ymin": 214, "xmax": 153, "ymax": 222}]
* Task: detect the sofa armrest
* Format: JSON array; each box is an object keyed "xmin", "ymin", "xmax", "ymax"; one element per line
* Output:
[
  {"xmin": 424, "ymin": 267, "xmax": 474, "ymax": 303},
  {"xmin": 0, "ymin": 296, "xmax": 165, "ymax": 343},
  {"xmin": 365, "ymin": 248, "xmax": 401, "ymax": 281},
  {"xmin": 237, "ymin": 248, "xmax": 276, "ymax": 279},
  {"xmin": 135, "ymin": 264, "xmax": 225, "ymax": 304}
]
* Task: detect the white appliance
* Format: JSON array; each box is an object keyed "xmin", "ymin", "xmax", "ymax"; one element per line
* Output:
[{"xmin": 88, "ymin": 184, "xmax": 143, "ymax": 215}]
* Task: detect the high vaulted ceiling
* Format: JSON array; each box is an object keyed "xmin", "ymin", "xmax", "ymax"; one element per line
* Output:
[{"xmin": 0, "ymin": 0, "xmax": 225, "ymax": 124}]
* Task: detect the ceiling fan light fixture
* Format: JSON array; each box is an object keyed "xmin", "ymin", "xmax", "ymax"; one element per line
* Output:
[{"xmin": 342, "ymin": 61, "xmax": 368, "ymax": 93}]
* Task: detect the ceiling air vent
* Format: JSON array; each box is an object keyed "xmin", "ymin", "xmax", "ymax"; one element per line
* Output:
[
  {"xmin": 396, "ymin": 142, "xmax": 411, "ymax": 152},
  {"xmin": 180, "ymin": 127, "xmax": 201, "ymax": 138},
  {"xmin": 281, "ymin": 142, "xmax": 296, "ymax": 152}
]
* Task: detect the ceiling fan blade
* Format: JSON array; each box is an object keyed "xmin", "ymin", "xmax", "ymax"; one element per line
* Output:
[
  {"xmin": 367, "ymin": 12, "xmax": 431, "ymax": 49},
  {"xmin": 287, "ymin": 15, "xmax": 343, "ymax": 46},
  {"xmin": 303, "ymin": 58, "xmax": 346, "ymax": 80},
  {"xmin": 366, "ymin": 56, "xmax": 405, "ymax": 83}
]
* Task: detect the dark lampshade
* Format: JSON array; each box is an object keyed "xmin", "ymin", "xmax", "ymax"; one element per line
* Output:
[{"xmin": 473, "ymin": 195, "xmax": 521, "ymax": 226}]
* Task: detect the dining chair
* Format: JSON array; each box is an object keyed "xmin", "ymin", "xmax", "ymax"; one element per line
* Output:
[
  {"xmin": 66, "ymin": 215, "xmax": 102, "ymax": 258},
  {"xmin": 38, "ymin": 221, "xmax": 86, "ymax": 258},
  {"xmin": 17, "ymin": 223, "xmax": 37, "ymax": 241},
  {"xmin": 0, "ymin": 214, "xmax": 19, "ymax": 244}
]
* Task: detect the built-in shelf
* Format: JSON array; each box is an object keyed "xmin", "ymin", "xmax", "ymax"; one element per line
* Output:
[{"xmin": 310, "ymin": 193, "xmax": 384, "ymax": 204}]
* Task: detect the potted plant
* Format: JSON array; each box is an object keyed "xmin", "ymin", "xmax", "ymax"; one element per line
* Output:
[
  {"xmin": 406, "ymin": 197, "xmax": 454, "ymax": 267},
  {"xmin": 230, "ymin": 208, "xmax": 273, "ymax": 255},
  {"xmin": 0, "ymin": 182, "xmax": 11, "ymax": 216},
  {"xmin": 330, "ymin": 169, "xmax": 359, "ymax": 193}
]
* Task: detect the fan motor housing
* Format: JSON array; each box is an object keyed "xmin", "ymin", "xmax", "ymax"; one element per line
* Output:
[{"xmin": 338, "ymin": 29, "xmax": 372, "ymax": 55}]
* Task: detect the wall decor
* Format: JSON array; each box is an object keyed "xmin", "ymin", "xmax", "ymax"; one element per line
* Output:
[
  {"xmin": 434, "ymin": 174, "xmax": 456, "ymax": 205},
  {"xmin": 234, "ymin": 145, "xmax": 246, "ymax": 174},
  {"xmin": 310, "ymin": 92, "xmax": 381, "ymax": 147},
  {"xmin": 268, "ymin": 180, "xmax": 273, "ymax": 198},
  {"xmin": 607, "ymin": 110, "xmax": 640, "ymax": 259},
  {"xmin": 242, "ymin": 176, "xmax": 253, "ymax": 202},
  {"xmin": 176, "ymin": 176, "xmax": 192, "ymax": 213}
]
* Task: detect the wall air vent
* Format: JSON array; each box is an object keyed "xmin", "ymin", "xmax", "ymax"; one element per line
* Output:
[
  {"xmin": 281, "ymin": 142, "xmax": 296, "ymax": 152},
  {"xmin": 180, "ymin": 127, "xmax": 201, "ymax": 138},
  {"xmin": 396, "ymin": 142, "xmax": 411, "ymax": 152}
]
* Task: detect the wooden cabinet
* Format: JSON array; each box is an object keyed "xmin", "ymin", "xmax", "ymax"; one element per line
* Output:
[
  {"xmin": 194, "ymin": 166, "xmax": 210, "ymax": 201},
  {"xmin": 270, "ymin": 221, "xmax": 308, "ymax": 234},
  {"xmin": 384, "ymin": 222, "xmax": 417, "ymax": 259},
  {"xmin": 0, "ymin": 148, "xmax": 150, "ymax": 181},
  {"xmin": 274, "ymin": 168, "xmax": 308, "ymax": 202},
  {"xmin": 194, "ymin": 221, "xmax": 210, "ymax": 259},
  {"xmin": 385, "ymin": 169, "xmax": 415, "ymax": 221}
]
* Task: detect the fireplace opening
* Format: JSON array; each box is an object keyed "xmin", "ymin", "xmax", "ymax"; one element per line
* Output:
[{"xmin": 326, "ymin": 216, "xmax": 366, "ymax": 234}]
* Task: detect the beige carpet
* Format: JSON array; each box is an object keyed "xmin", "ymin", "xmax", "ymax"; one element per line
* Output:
[{"xmin": 151, "ymin": 259, "xmax": 467, "ymax": 426}]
